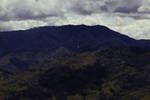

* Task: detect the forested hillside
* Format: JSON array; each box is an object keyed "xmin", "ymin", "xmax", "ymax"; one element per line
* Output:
[{"xmin": 0, "ymin": 47, "xmax": 150, "ymax": 100}]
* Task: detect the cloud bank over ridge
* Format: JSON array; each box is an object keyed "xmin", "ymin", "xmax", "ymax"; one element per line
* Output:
[{"xmin": 0, "ymin": 0, "xmax": 149, "ymax": 39}]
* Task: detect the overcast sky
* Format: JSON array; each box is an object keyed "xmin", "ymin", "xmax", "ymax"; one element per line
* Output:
[{"xmin": 0, "ymin": 0, "xmax": 150, "ymax": 39}]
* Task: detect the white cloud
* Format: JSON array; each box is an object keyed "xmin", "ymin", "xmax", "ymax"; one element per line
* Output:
[
  {"xmin": 0, "ymin": 0, "xmax": 149, "ymax": 39},
  {"xmin": 0, "ymin": 0, "xmax": 64, "ymax": 21},
  {"xmin": 0, "ymin": 20, "xmax": 48, "ymax": 31}
]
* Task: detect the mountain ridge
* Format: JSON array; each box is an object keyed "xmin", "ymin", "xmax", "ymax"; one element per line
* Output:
[
  {"xmin": 0, "ymin": 25, "xmax": 150, "ymax": 100},
  {"xmin": 0, "ymin": 25, "xmax": 149, "ymax": 53},
  {"xmin": 0, "ymin": 25, "xmax": 150, "ymax": 72}
]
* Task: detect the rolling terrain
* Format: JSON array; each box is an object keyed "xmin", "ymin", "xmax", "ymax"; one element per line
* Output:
[{"xmin": 0, "ymin": 25, "xmax": 149, "ymax": 100}]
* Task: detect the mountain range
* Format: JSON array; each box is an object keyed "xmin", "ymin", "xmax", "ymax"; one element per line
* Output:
[
  {"xmin": 0, "ymin": 25, "xmax": 150, "ymax": 100},
  {"xmin": 0, "ymin": 25, "xmax": 150, "ymax": 54},
  {"xmin": 0, "ymin": 25, "xmax": 150, "ymax": 72}
]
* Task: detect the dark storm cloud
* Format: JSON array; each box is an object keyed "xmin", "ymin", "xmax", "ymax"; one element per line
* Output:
[
  {"xmin": 68, "ymin": 0, "xmax": 104, "ymax": 15},
  {"xmin": 115, "ymin": 6, "xmax": 139, "ymax": 13},
  {"xmin": 67, "ymin": 0, "xmax": 143, "ymax": 15},
  {"xmin": 101, "ymin": 0, "xmax": 142, "ymax": 13}
]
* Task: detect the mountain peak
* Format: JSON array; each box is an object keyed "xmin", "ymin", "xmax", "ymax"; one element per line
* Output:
[
  {"xmin": 0, "ymin": 25, "xmax": 149, "ymax": 55},
  {"xmin": 0, "ymin": 25, "xmax": 150, "ymax": 72}
]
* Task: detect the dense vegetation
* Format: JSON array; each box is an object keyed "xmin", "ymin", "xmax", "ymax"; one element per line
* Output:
[
  {"xmin": 0, "ymin": 47, "xmax": 150, "ymax": 100},
  {"xmin": 0, "ymin": 25, "xmax": 150, "ymax": 100}
]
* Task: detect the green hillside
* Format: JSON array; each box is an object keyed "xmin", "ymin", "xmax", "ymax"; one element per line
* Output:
[{"xmin": 0, "ymin": 47, "xmax": 150, "ymax": 100}]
